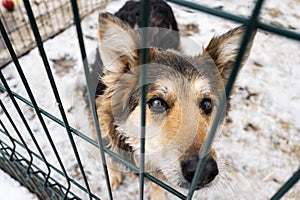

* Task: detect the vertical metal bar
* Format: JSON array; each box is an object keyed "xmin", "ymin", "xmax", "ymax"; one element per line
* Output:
[
  {"xmin": 270, "ymin": 168, "xmax": 300, "ymax": 200},
  {"xmin": 0, "ymin": 119, "xmax": 16, "ymax": 160},
  {"xmin": 1, "ymin": 14, "xmax": 63, "ymax": 189},
  {"xmin": 0, "ymin": 82, "xmax": 38, "ymax": 170},
  {"xmin": 22, "ymin": 0, "xmax": 94, "ymax": 198},
  {"xmin": 186, "ymin": 0, "xmax": 265, "ymax": 199},
  {"xmin": 69, "ymin": 0, "xmax": 113, "ymax": 199},
  {"xmin": 0, "ymin": 86, "xmax": 34, "ymax": 170},
  {"xmin": 22, "ymin": 0, "xmax": 84, "ymax": 198},
  {"xmin": 139, "ymin": 0, "xmax": 150, "ymax": 199}
]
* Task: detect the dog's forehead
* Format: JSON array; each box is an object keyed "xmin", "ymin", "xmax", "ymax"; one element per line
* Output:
[
  {"xmin": 150, "ymin": 48, "xmax": 218, "ymax": 76},
  {"xmin": 150, "ymin": 76, "xmax": 214, "ymax": 103},
  {"xmin": 193, "ymin": 78, "xmax": 211, "ymax": 94},
  {"xmin": 149, "ymin": 49, "xmax": 219, "ymax": 95}
]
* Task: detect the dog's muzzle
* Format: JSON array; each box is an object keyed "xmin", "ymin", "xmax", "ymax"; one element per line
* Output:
[{"xmin": 181, "ymin": 156, "xmax": 218, "ymax": 189}]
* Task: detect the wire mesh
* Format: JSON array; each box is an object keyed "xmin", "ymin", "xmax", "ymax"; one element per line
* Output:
[{"xmin": 0, "ymin": 0, "xmax": 109, "ymax": 67}]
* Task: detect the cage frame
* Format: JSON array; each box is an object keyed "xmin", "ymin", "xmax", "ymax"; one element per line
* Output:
[{"xmin": 0, "ymin": 0, "xmax": 299, "ymax": 199}]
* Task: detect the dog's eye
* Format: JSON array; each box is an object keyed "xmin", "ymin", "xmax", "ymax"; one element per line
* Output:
[
  {"xmin": 147, "ymin": 97, "xmax": 168, "ymax": 113},
  {"xmin": 201, "ymin": 98, "xmax": 213, "ymax": 114}
]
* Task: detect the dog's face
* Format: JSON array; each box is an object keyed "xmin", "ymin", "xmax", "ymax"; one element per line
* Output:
[{"xmin": 97, "ymin": 13, "xmax": 255, "ymax": 190}]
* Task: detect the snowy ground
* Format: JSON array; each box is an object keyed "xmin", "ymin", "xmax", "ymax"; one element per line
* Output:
[{"xmin": 0, "ymin": 0, "xmax": 299, "ymax": 199}]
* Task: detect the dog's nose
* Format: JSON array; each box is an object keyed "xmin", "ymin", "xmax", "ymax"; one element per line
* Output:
[{"xmin": 181, "ymin": 156, "xmax": 218, "ymax": 188}]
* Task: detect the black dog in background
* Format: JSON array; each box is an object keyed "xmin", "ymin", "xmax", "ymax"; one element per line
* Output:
[{"xmin": 115, "ymin": 0, "xmax": 179, "ymax": 50}]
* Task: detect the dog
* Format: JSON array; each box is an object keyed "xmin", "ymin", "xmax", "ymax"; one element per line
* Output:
[
  {"xmin": 114, "ymin": 0, "xmax": 180, "ymax": 50},
  {"xmin": 95, "ymin": 11, "xmax": 256, "ymax": 199}
]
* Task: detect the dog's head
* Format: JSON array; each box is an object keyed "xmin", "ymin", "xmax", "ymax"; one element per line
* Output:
[{"xmin": 97, "ymin": 12, "xmax": 256, "ymax": 190}]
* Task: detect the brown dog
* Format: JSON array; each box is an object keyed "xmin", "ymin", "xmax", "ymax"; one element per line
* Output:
[{"xmin": 95, "ymin": 12, "xmax": 256, "ymax": 199}]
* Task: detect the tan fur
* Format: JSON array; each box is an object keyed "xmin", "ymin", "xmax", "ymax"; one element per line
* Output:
[
  {"xmin": 95, "ymin": 12, "xmax": 256, "ymax": 199},
  {"xmin": 204, "ymin": 26, "xmax": 256, "ymax": 83},
  {"xmin": 149, "ymin": 183, "xmax": 167, "ymax": 200}
]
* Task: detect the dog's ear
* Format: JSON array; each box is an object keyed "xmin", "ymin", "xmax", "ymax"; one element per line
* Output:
[
  {"xmin": 204, "ymin": 26, "xmax": 256, "ymax": 83},
  {"xmin": 98, "ymin": 12, "xmax": 140, "ymax": 74}
]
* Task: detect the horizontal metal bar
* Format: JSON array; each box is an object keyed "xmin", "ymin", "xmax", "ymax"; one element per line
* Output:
[
  {"xmin": 256, "ymin": 21, "xmax": 300, "ymax": 41},
  {"xmin": 104, "ymin": 149, "xmax": 187, "ymax": 199},
  {"xmin": 0, "ymin": 141, "xmax": 79, "ymax": 199},
  {"xmin": 0, "ymin": 0, "xmax": 298, "ymax": 200},
  {"xmin": 22, "ymin": 0, "xmax": 91, "ymax": 197},
  {"xmin": 166, "ymin": 0, "xmax": 300, "ymax": 41},
  {"xmin": 0, "ymin": 84, "xmax": 97, "ymax": 147},
  {"xmin": 0, "ymin": 128, "xmax": 100, "ymax": 200},
  {"xmin": 166, "ymin": 0, "xmax": 248, "ymax": 23},
  {"xmin": 0, "ymin": 85, "xmax": 186, "ymax": 199},
  {"xmin": 186, "ymin": 0, "xmax": 264, "ymax": 198}
]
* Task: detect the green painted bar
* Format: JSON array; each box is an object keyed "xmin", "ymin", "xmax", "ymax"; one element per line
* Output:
[
  {"xmin": 0, "ymin": 84, "xmax": 98, "ymax": 149},
  {"xmin": 0, "ymin": 141, "xmax": 84, "ymax": 199},
  {"xmin": 0, "ymin": 82, "xmax": 188, "ymax": 198},
  {"xmin": 187, "ymin": 0, "xmax": 265, "ymax": 198},
  {"xmin": 0, "ymin": 120, "xmax": 16, "ymax": 160},
  {"xmin": 0, "ymin": 8, "xmax": 57, "ymax": 187},
  {"xmin": 0, "ymin": 0, "xmax": 299, "ymax": 199},
  {"xmin": 23, "ymin": 0, "xmax": 92, "ymax": 198},
  {"xmin": 0, "ymin": 130, "xmax": 101, "ymax": 200},
  {"xmin": 166, "ymin": 0, "xmax": 300, "ymax": 41},
  {"xmin": 69, "ymin": 0, "xmax": 113, "ymax": 198},
  {"xmin": 139, "ymin": 0, "xmax": 151, "ymax": 199},
  {"xmin": 270, "ymin": 168, "xmax": 300, "ymax": 200}
]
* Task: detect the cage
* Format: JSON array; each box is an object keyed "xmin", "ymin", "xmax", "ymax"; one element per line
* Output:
[{"xmin": 0, "ymin": 0, "xmax": 299, "ymax": 199}]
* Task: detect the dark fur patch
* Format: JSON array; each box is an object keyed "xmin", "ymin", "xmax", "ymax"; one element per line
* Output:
[
  {"xmin": 115, "ymin": 0, "xmax": 180, "ymax": 49},
  {"xmin": 95, "ymin": 79, "xmax": 106, "ymax": 96},
  {"xmin": 115, "ymin": 0, "xmax": 178, "ymax": 30}
]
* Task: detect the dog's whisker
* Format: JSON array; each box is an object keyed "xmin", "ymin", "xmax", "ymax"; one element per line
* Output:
[{"xmin": 211, "ymin": 157, "xmax": 259, "ymax": 199}]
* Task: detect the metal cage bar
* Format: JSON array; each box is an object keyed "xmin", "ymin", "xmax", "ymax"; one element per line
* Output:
[
  {"xmin": 69, "ymin": 0, "xmax": 113, "ymax": 199},
  {"xmin": 0, "ymin": 119, "xmax": 16, "ymax": 160},
  {"xmin": 0, "ymin": 0, "xmax": 110, "ymax": 68},
  {"xmin": 0, "ymin": 82, "xmax": 187, "ymax": 199},
  {"xmin": 0, "ymin": 126, "xmax": 101, "ymax": 199},
  {"xmin": 186, "ymin": 0, "xmax": 264, "ymax": 198},
  {"xmin": 139, "ymin": 0, "xmax": 151, "ymax": 199},
  {"xmin": 1, "ymin": 4, "xmax": 72, "ymax": 197},
  {"xmin": 166, "ymin": 0, "xmax": 300, "ymax": 41},
  {"xmin": 0, "ymin": 140, "xmax": 83, "ymax": 199},
  {"xmin": 271, "ymin": 168, "xmax": 300, "ymax": 200},
  {"xmin": 22, "ymin": 0, "xmax": 94, "ymax": 198}
]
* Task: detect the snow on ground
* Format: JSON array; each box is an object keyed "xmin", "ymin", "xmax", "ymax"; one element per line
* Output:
[
  {"xmin": 0, "ymin": 168, "xmax": 38, "ymax": 200},
  {"xmin": 0, "ymin": 0, "xmax": 299, "ymax": 199}
]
